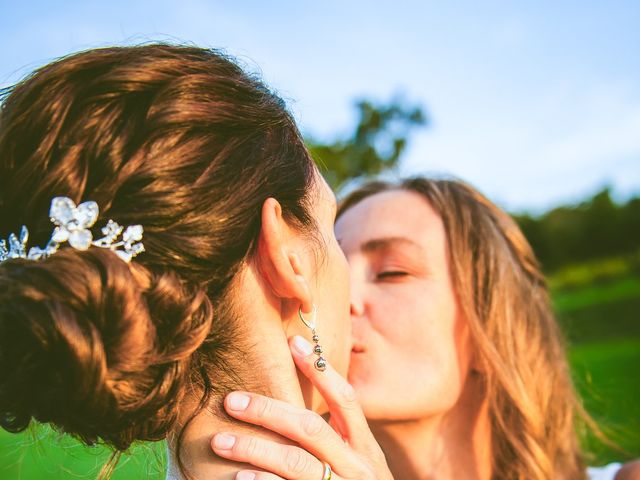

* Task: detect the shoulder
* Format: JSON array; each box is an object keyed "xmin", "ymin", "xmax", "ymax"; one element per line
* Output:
[{"xmin": 615, "ymin": 460, "xmax": 640, "ymax": 480}]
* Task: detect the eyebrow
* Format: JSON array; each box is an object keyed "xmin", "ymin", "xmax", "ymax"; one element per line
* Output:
[{"xmin": 359, "ymin": 236, "xmax": 425, "ymax": 254}]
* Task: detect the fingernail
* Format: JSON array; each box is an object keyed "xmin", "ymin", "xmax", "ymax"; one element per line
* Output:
[
  {"xmin": 292, "ymin": 335, "xmax": 313, "ymax": 356},
  {"xmin": 227, "ymin": 392, "xmax": 250, "ymax": 411},
  {"xmin": 213, "ymin": 433, "xmax": 236, "ymax": 450},
  {"xmin": 236, "ymin": 472, "xmax": 256, "ymax": 480}
]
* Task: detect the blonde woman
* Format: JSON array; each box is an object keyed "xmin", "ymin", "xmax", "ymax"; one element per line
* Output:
[{"xmin": 212, "ymin": 177, "xmax": 639, "ymax": 479}]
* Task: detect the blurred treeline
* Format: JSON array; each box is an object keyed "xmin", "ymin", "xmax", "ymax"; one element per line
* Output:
[{"xmin": 515, "ymin": 190, "xmax": 640, "ymax": 275}]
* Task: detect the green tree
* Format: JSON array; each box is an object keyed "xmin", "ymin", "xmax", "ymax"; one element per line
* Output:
[
  {"xmin": 515, "ymin": 188, "xmax": 640, "ymax": 272},
  {"xmin": 307, "ymin": 98, "xmax": 426, "ymax": 191}
]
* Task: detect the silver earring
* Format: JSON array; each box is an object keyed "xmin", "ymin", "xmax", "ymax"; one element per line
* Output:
[{"xmin": 298, "ymin": 305, "xmax": 327, "ymax": 371}]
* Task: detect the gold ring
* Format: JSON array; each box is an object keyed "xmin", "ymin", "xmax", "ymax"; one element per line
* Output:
[{"xmin": 322, "ymin": 461, "xmax": 332, "ymax": 480}]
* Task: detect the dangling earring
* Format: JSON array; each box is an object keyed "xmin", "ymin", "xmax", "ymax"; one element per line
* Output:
[{"xmin": 298, "ymin": 305, "xmax": 327, "ymax": 371}]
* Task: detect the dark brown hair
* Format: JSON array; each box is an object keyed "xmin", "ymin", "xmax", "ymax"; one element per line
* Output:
[
  {"xmin": 338, "ymin": 178, "xmax": 587, "ymax": 480},
  {"xmin": 0, "ymin": 44, "xmax": 317, "ymax": 463}
]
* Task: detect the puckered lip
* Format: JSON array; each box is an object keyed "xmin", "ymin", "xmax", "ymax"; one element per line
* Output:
[{"xmin": 351, "ymin": 343, "xmax": 366, "ymax": 354}]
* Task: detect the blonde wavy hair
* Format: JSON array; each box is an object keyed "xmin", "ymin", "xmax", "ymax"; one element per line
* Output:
[{"xmin": 338, "ymin": 177, "xmax": 588, "ymax": 480}]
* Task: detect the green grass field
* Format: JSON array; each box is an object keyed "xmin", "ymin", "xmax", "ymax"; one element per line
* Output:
[
  {"xmin": 1, "ymin": 273, "xmax": 638, "ymax": 478},
  {"xmin": 555, "ymin": 274, "xmax": 640, "ymax": 465}
]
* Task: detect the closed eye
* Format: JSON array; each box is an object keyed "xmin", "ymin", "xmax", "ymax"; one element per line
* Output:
[{"xmin": 376, "ymin": 271, "xmax": 409, "ymax": 280}]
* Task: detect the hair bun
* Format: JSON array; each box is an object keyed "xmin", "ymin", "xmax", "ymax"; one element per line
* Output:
[{"xmin": 0, "ymin": 248, "xmax": 212, "ymax": 450}]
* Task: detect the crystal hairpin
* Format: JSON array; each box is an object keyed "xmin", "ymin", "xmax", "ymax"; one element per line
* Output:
[{"xmin": 0, "ymin": 197, "xmax": 145, "ymax": 264}]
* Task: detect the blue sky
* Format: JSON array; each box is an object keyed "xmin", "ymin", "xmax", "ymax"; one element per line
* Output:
[{"xmin": 1, "ymin": 0, "xmax": 638, "ymax": 212}]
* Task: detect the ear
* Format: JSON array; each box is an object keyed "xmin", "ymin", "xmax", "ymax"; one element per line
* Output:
[{"xmin": 256, "ymin": 197, "xmax": 313, "ymax": 313}]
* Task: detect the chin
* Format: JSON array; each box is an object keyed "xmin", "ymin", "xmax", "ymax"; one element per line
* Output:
[
  {"xmin": 361, "ymin": 403, "xmax": 410, "ymax": 422},
  {"xmin": 351, "ymin": 382, "xmax": 391, "ymax": 417},
  {"xmin": 355, "ymin": 382, "xmax": 450, "ymax": 422}
]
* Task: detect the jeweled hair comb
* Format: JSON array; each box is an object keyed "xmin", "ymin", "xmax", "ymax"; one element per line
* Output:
[{"xmin": 0, "ymin": 197, "xmax": 144, "ymax": 264}]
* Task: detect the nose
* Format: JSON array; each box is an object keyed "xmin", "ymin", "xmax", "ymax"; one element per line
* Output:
[
  {"xmin": 350, "ymin": 300, "xmax": 364, "ymax": 317},
  {"xmin": 349, "ymin": 275, "xmax": 365, "ymax": 318}
]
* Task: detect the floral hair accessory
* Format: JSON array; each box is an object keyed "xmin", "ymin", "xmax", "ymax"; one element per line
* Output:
[{"xmin": 0, "ymin": 197, "xmax": 144, "ymax": 264}]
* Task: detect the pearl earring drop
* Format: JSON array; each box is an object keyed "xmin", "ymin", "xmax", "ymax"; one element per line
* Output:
[{"xmin": 298, "ymin": 305, "xmax": 327, "ymax": 371}]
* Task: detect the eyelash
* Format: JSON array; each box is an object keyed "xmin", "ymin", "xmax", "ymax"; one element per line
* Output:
[{"xmin": 376, "ymin": 271, "xmax": 409, "ymax": 280}]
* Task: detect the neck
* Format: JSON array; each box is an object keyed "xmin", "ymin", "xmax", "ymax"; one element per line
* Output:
[
  {"xmin": 370, "ymin": 373, "xmax": 492, "ymax": 480},
  {"xmin": 167, "ymin": 266, "xmax": 313, "ymax": 479}
]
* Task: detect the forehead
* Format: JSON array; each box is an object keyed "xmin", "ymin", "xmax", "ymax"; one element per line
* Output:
[{"xmin": 335, "ymin": 189, "xmax": 445, "ymax": 250}]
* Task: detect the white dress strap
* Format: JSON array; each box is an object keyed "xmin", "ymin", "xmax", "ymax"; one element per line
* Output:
[
  {"xmin": 587, "ymin": 462, "xmax": 622, "ymax": 480},
  {"xmin": 165, "ymin": 444, "xmax": 182, "ymax": 480}
]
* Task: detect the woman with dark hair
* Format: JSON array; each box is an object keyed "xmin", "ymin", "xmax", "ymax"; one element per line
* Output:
[
  {"xmin": 214, "ymin": 177, "xmax": 639, "ymax": 480},
  {"xmin": 0, "ymin": 44, "xmax": 391, "ymax": 480}
]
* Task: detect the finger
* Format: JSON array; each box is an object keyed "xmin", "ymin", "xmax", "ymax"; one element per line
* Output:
[
  {"xmin": 289, "ymin": 335, "xmax": 378, "ymax": 452},
  {"xmin": 212, "ymin": 432, "xmax": 327, "ymax": 480},
  {"xmin": 235, "ymin": 470, "xmax": 344, "ymax": 480},
  {"xmin": 235, "ymin": 471, "xmax": 283, "ymax": 480},
  {"xmin": 222, "ymin": 391, "xmax": 360, "ymax": 472}
]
